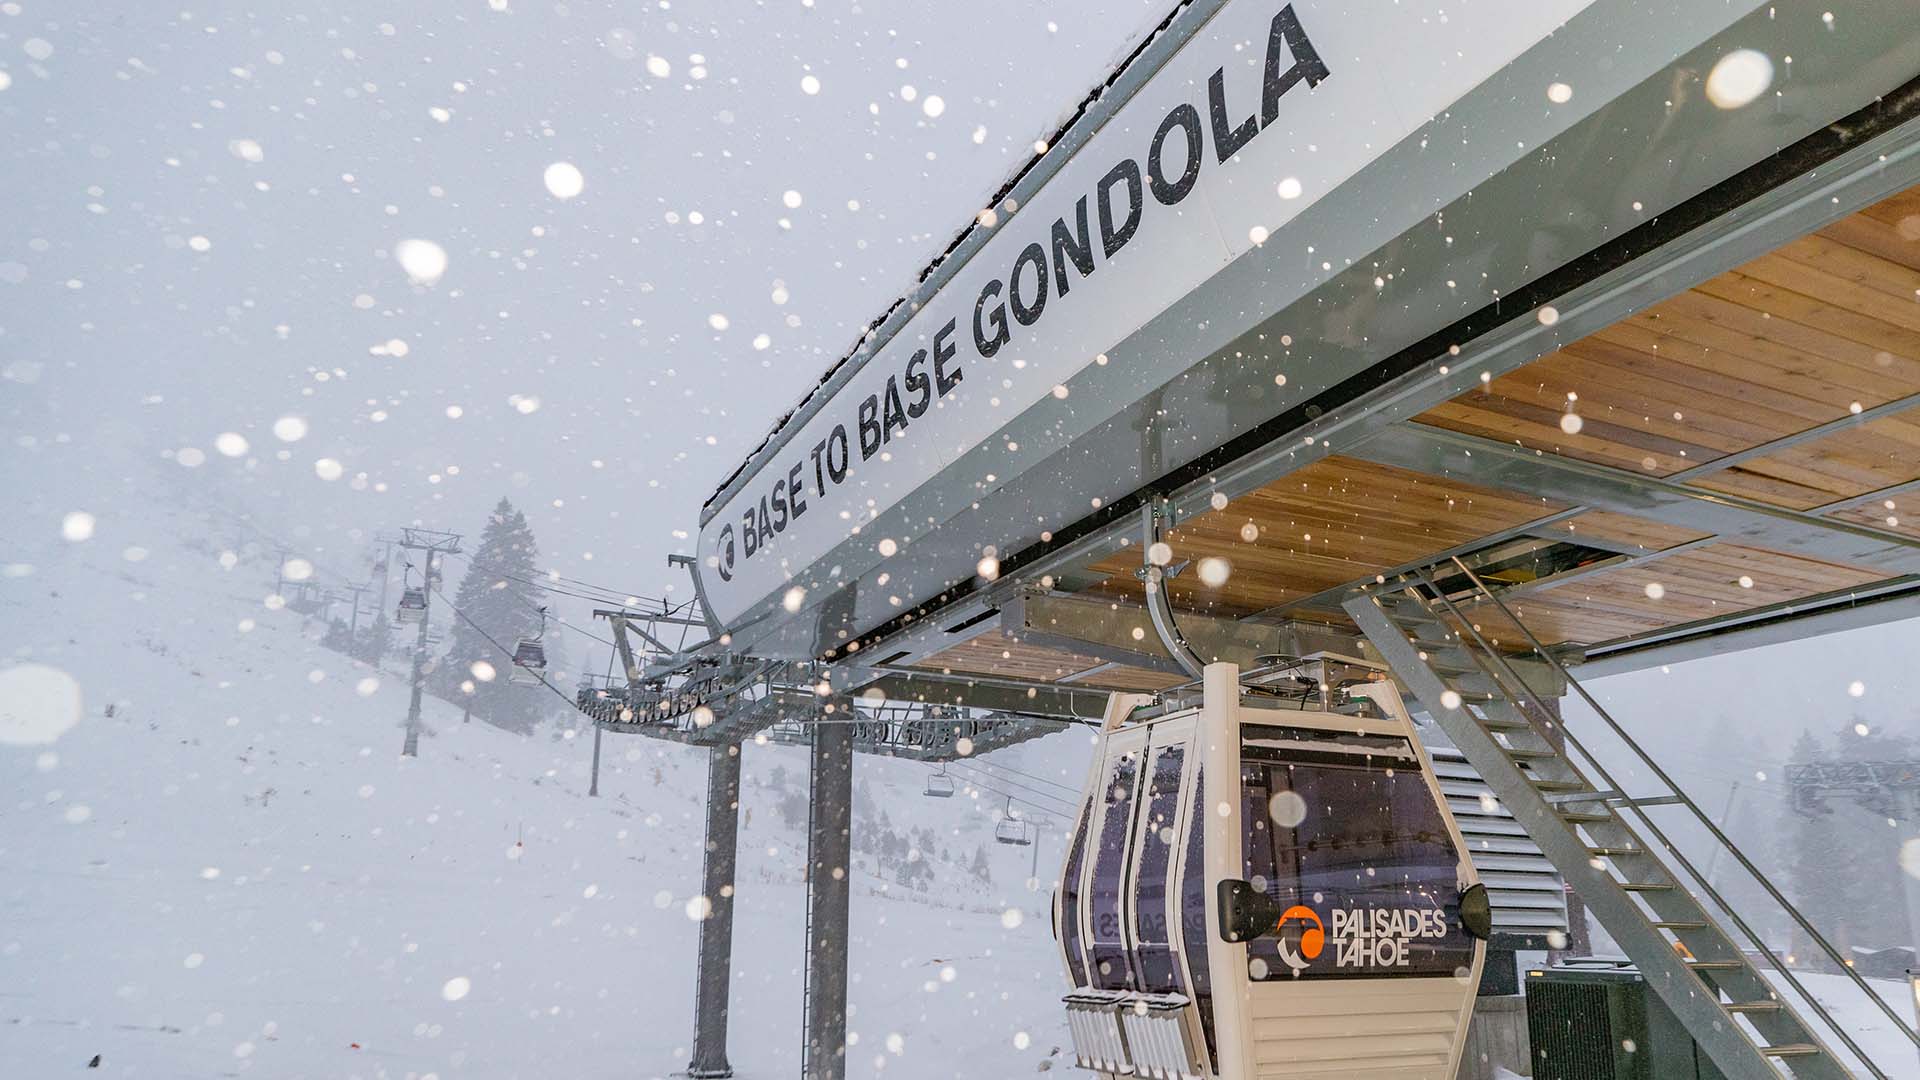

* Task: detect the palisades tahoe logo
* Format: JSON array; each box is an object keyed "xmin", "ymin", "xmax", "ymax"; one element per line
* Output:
[
  {"xmin": 711, "ymin": 3, "xmax": 1328, "ymax": 585},
  {"xmin": 1281, "ymin": 905, "xmax": 1450, "ymax": 971}
]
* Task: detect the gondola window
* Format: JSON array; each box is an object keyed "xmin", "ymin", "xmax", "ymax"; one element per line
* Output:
[
  {"xmin": 1132, "ymin": 744, "xmax": 1187, "ymax": 993},
  {"xmin": 1058, "ymin": 788, "xmax": 1095, "ymax": 987},
  {"xmin": 1239, "ymin": 726, "xmax": 1471, "ymax": 980},
  {"xmin": 1180, "ymin": 766, "xmax": 1216, "ymax": 1063},
  {"xmin": 1088, "ymin": 751, "xmax": 1143, "ymax": 989}
]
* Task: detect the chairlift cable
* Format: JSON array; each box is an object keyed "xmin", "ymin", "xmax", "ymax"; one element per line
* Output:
[
  {"xmin": 943, "ymin": 763, "xmax": 1076, "ymax": 816},
  {"xmin": 916, "ymin": 762, "xmax": 1065, "ymax": 818},
  {"xmin": 427, "ymin": 581, "xmax": 581, "ymax": 711},
  {"xmin": 439, "ymin": 560, "xmax": 623, "ymax": 651},
  {"xmin": 945, "ymin": 759, "xmax": 1079, "ymax": 805},
  {"xmin": 957, "ymin": 757, "xmax": 1081, "ymax": 794},
  {"xmin": 442, "ymin": 551, "xmax": 676, "ymax": 611}
]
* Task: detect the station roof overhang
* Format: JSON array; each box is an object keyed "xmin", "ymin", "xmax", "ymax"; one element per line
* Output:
[{"xmin": 687, "ymin": 0, "xmax": 1920, "ymax": 708}]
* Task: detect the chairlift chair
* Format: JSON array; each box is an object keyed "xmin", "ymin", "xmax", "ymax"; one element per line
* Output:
[
  {"xmin": 509, "ymin": 608, "xmax": 549, "ymax": 687},
  {"xmin": 924, "ymin": 767, "xmax": 956, "ymax": 798},
  {"xmin": 287, "ymin": 582, "xmax": 325, "ymax": 615},
  {"xmin": 995, "ymin": 818, "xmax": 1034, "ymax": 846},
  {"xmin": 995, "ymin": 797, "xmax": 1033, "ymax": 846}
]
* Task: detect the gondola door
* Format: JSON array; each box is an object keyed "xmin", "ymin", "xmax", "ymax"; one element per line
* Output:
[
  {"xmin": 1201, "ymin": 662, "xmax": 1486, "ymax": 1080},
  {"xmin": 1058, "ymin": 694, "xmax": 1214, "ymax": 1079}
]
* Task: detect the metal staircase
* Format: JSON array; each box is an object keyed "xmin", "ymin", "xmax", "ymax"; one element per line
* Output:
[{"xmin": 1343, "ymin": 556, "xmax": 1918, "ymax": 1080}]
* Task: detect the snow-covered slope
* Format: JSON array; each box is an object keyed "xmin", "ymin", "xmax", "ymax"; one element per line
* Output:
[{"xmin": 1, "ymin": 458, "xmax": 1085, "ymax": 1078}]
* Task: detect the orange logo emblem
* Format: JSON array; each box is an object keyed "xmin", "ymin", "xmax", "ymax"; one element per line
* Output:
[{"xmin": 1275, "ymin": 905, "xmax": 1325, "ymax": 971}]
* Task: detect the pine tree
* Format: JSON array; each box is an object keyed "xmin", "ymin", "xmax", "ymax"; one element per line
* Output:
[
  {"xmin": 356, "ymin": 615, "xmax": 394, "ymax": 665},
  {"xmin": 436, "ymin": 497, "xmax": 549, "ymax": 734}
]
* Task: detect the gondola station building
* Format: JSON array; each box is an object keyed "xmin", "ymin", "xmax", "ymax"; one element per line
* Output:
[{"xmin": 581, "ymin": 1, "xmax": 1920, "ymax": 1077}]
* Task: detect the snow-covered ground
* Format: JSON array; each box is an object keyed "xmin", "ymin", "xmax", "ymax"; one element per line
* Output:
[
  {"xmin": 1, "ymin": 462, "xmax": 1084, "ymax": 1078},
  {"xmin": 1773, "ymin": 970, "xmax": 1920, "ymax": 1078}
]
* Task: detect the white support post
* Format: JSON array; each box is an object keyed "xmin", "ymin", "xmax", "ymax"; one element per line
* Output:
[{"xmin": 1198, "ymin": 662, "xmax": 1248, "ymax": 1080}]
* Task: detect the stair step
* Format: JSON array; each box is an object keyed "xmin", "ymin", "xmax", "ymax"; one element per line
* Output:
[
  {"xmin": 1545, "ymin": 790, "xmax": 1614, "ymax": 806},
  {"xmin": 1588, "ymin": 846, "xmax": 1642, "ymax": 857},
  {"xmin": 1532, "ymin": 779, "xmax": 1590, "ymax": 793},
  {"xmin": 1561, "ymin": 810, "xmax": 1613, "ymax": 823},
  {"xmin": 1481, "ymin": 715, "xmax": 1534, "ymax": 732},
  {"xmin": 1686, "ymin": 960, "xmax": 1743, "ymax": 971},
  {"xmin": 1760, "ymin": 1044, "xmax": 1821, "ymax": 1058},
  {"xmin": 1503, "ymin": 747, "xmax": 1556, "ymax": 761},
  {"xmin": 1619, "ymin": 881, "xmax": 1674, "ymax": 892},
  {"xmin": 1724, "ymin": 1001, "xmax": 1782, "ymax": 1014},
  {"xmin": 1651, "ymin": 921, "xmax": 1707, "ymax": 931}
]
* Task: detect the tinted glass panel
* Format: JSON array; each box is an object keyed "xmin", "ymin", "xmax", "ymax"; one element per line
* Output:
[
  {"xmin": 1133, "ymin": 743, "xmax": 1185, "ymax": 993},
  {"xmin": 1087, "ymin": 749, "xmax": 1141, "ymax": 990},
  {"xmin": 1181, "ymin": 766, "xmax": 1216, "ymax": 1063},
  {"xmin": 1239, "ymin": 726, "xmax": 1471, "ymax": 981},
  {"xmin": 1059, "ymin": 786, "xmax": 1095, "ymax": 986}
]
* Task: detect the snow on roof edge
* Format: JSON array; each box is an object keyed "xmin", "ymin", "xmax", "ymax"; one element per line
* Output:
[{"xmin": 698, "ymin": 0, "xmax": 1204, "ymax": 523}]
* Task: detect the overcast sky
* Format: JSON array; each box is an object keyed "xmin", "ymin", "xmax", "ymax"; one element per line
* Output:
[
  {"xmin": 8, "ymin": 1, "xmax": 1920, "ymax": 736},
  {"xmin": 0, "ymin": 0, "xmax": 1172, "ymax": 643}
]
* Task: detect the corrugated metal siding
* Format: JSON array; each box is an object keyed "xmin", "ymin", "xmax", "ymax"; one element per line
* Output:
[
  {"xmin": 1427, "ymin": 747, "xmax": 1571, "ymax": 939},
  {"xmin": 1246, "ymin": 979, "xmax": 1469, "ymax": 1078}
]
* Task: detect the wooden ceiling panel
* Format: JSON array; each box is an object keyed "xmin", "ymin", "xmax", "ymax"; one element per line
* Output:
[
  {"xmin": 1828, "ymin": 501, "xmax": 1920, "ymax": 541},
  {"xmin": 916, "ymin": 629, "xmax": 1104, "ymax": 682},
  {"xmin": 913, "ymin": 629, "xmax": 1180, "ymax": 692},
  {"xmin": 1544, "ymin": 510, "xmax": 1711, "ymax": 553},
  {"xmin": 1457, "ymin": 543, "xmax": 1889, "ymax": 648},
  {"xmin": 1085, "ymin": 455, "xmax": 1564, "ymax": 617},
  {"xmin": 1417, "ymin": 186, "xmax": 1920, "ymax": 482},
  {"xmin": 1689, "ymin": 413, "xmax": 1920, "ymax": 510},
  {"xmin": 1817, "ymin": 189, "xmax": 1920, "ymax": 271}
]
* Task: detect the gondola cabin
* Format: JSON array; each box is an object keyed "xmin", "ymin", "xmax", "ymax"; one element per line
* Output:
[
  {"xmin": 395, "ymin": 587, "xmax": 428, "ymax": 624},
  {"xmin": 1055, "ymin": 655, "xmax": 1489, "ymax": 1080},
  {"xmin": 508, "ymin": 638, "xmax": 547, "ymax": 687}
]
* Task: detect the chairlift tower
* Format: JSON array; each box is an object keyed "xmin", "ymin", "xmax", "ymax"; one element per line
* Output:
[
  {"xmin": 1788, "ymin": 762, "xmax": 1920, "ymax": 980},
  {"xmin": 394, "ymin": 527, "xmax": 463, "ymax": 758}
]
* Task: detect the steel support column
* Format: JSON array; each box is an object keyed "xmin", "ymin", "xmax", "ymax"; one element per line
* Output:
[
  {"xmin": 689, "ymin": 741, "xmax": 744, "ymax": 1078},
  {"xmin": 802, "ymin": 720, "xmax": 854, "ymax": 1080}
]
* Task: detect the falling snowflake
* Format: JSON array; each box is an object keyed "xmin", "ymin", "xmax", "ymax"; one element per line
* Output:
[
  {"xmin": 1705, "ymin": 49, "xmax": 1773, "ymax": 109},
  {"xmin": 543, "ymin": 161, "xmax": 585, "ymax": 200},
  {"xmin": 394, "ymin": 238, "xmax": 449, "ymax": 285}
]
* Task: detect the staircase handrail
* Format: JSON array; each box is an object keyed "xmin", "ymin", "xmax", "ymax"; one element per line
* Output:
[{"xmin": 1426, "ymin": 554, "xmax": 1919, "ymax": 1059}]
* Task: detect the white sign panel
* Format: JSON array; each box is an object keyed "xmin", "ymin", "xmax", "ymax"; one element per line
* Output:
[{"xmin": 699, "ymin": 0, "xmax": 1595, "ymax": 626}]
